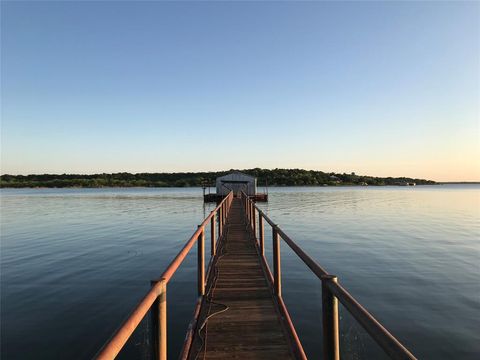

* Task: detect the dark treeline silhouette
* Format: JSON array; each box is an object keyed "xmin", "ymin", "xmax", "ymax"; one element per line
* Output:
[{"xmin": 0, "ymin": 169, "xmax": 436, "ymax": 188}]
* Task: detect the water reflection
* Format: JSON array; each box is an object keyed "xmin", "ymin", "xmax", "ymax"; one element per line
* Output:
[{"xmin": 1, "ymin": 185, "xmax": 479, "ymax": 359}]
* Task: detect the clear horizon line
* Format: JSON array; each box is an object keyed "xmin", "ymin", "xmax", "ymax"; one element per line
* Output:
[{"xmin": 1, "ymin": 168, "xmax": 479, "ymax": 183}]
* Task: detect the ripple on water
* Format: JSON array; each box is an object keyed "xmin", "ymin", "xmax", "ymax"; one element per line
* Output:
[{"xmin": 1, "ymin": 185, "xmax": 479, "ymax": 359}]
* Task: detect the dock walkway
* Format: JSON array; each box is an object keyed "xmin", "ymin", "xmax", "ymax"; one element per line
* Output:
[
  {"xmin": 188, "ymin": 198, "xmax": 295, "ymax": 359},
  {"xmin": 95, "ymin": 191, "xmax": 417, "ymax": 360}
]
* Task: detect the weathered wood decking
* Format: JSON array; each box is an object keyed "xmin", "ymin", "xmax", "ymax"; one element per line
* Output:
[{"xmin": 188, "ymin": 198, "xmax": 296, "ymax": 359}]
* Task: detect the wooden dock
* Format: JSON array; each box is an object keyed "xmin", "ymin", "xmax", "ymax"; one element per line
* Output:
[
  {"xmin": 187, "ymin": 198, "xmax": 296, "ymax": 359},
  {"xmin": 203, "ymin": 193, "xmax": 268, "ymax": 202},
  {"xmin": 96, "ymin": 191, "xmax": 417, "ymax": 360}
]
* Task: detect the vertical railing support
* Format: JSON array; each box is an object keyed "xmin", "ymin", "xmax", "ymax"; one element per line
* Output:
[
  {"xmin": 223, "ymin": 201, "xmax": 226, "ymax": 224},
  {"xmin": 211, "ymin": 214, "xmax": 216, "ymax": 256},
  {"xmin": 259, "ymin": 215, "xmax": 264, "ymax": 255},
  {"xmin": 198, "ymin": 226, "xmax": 205, "ymax": 296},
  {"xmin": 252, "ymin": 205, "xmax": 257, "ymax": 239},
  {"xmin": 221, "ymin": 203, "xmax": 224, "ymax": 227},
  {"xmin": 246, "ymin": 196, "xmax": 249, "ymax": 221},
  {"xmin": 250, "ymin": 202, "xmax": 254, "ymax": 230},
  {"xmin": 151, "ymin": 279, "xmax": 167, "ymax": 360},
  {"xmin": 245, "ymin": 197, "xmax": 249, "ymax": 223},
  {"xmin": 321, "ymin": 275, "xmax": 340, "ymax": 360},
  {"xmin": 218, "ymin": 207, "xmax": 223, "ymax": 238},
  {"xmin": 224, "ymin": 201, "xmax": 228, "ymax": 224},
  {"xmin": 273, "ymin": 227, "xmax": 281, "ymax": 296},
  {"xmin": 159, "ymin": 281, "xmax": 167, "ymax": 360}
]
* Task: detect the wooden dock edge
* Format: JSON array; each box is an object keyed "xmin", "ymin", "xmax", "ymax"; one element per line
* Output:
[
  {"xmin": 178, "ymin": 226, "xmax": 230, "ymax": 360},
  {"xmin": 252, "ymin": 226, "xmax": 308, "ymax": 360},
  {"xmin": 182, "ymin": 202, "xmax": 306, "ymax": 360}
]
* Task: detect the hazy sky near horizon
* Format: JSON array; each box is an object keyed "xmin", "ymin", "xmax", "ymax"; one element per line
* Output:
[{"xmin": 1, "ymin": 1, "xmax": 479, "ymax": 181}]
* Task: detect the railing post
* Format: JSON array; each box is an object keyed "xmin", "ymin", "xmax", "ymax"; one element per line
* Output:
[
  {"xmin": 251, "ymin": 202, "xmax": 254, "ymax": 229},
  {"xmin": 151, "ymin": 280, "xmax": 167, "ymax": 360},
  {"xmin": 218, "ymin": 207, "xmax": 223, "ymax": 237},
  {"xmin": 252, "ymin": 205, "xmax": 257, "ymax": 239},
  {"xmin": 198, "ymin": 226, "xmax": 205, "ymax": 296},
  {"xmin": 259, "ymin": 215, "xmax": 264, "ymax": 255},
  {"xmin": 211, "ymin": 214, "xmax": 216, "ymax": 256},
  {"xmin": 220, "ymin": 202, "xmax": 223, "ymax": 226},
  {"xmin": 222, "ymin": 201, "xmax": 226, "ymax": 225},
  {"xmin": 273, "ymin": 227, "xmax": 281, "ymax": 296},
  {"xmin": 321, "ymin": 275, "xmax": 340, "ymax": 360},
  {"xmin": 225, "ymin": 200, "xmax": 228, "ymax": 223},
  {"xmin": 249, "ymin": 201, "xmax": 253, "ymax": 229}
]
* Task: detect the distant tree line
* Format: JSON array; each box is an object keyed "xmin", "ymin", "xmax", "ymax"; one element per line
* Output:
[{"xmin": 0, "ymin": 168, "xmax": 436, "ymax": 188}]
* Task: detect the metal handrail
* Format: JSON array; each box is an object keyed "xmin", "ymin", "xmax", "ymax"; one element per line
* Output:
[
  {"xmin": 95, "ymin": 192, "xmax": 234, "ymax": 360},
  {"xmin": 241, "ymin": 191, "xmax": 416, "ymax": 360}
]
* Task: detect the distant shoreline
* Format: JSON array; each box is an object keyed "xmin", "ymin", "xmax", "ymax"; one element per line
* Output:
[
  {"xmin": 0, "ymin": 168, "xmax": 438, "ymax": 188},
  {"xmin": 1, "ymin": 184, "xmax": 452, "ymax": 190},
  {"xmin": 3, "ymin": 183, "xmax": 479, "ymax": 189},
  {"xmin": 4, "ymin": 183, "xmax": 480, "ymax": 189},
  {"xmin": 438, "ymin": 182, "xmax": 480, "ymax": 184}
]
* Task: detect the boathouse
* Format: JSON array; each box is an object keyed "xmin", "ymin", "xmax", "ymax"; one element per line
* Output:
[
  {"xmin": 204, "ymin": 171, "xmax": 268, "ymax": 202},
  {"xmin": 216, "ymin": 171, "xmax": 256, "ymax": 196}
]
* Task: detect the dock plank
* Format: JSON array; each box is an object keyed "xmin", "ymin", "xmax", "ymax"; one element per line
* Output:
[{"xmin": 187, "ymin": 198, "xmax": 296, "ymax": 360}]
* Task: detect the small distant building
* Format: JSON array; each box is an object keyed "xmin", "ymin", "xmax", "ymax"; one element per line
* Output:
[
  {"xmin": 396, "ymin": 182, "xmax": 416, "ymax": 186},
  {"xmin": 216, "ymin": 172, "xmax": 256, "ymax": 196},
  {"xmin": 204, "ymin": 171, "xmax": 267, "ymax": 202}
]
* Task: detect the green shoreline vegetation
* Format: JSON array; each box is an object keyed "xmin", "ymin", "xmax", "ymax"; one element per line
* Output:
[{"xmin": 0, "ymin": 169, "xmax": 436, "ymax": 188}]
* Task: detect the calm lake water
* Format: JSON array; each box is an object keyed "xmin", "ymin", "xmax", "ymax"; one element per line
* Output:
[{"xmin": 1, "ymin": 186, "xmax": 479, "ymax": 359}]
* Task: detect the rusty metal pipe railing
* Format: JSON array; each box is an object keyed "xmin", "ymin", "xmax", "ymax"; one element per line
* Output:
[
  {"xmin": 244, "ymin": 193, "xmax": 307, "ymax": 360},
  {"xmin": 211, "ymin": 214, "xmax": 216, "ymax": 256},
  {"xmin": 321, "ymin": 275, "xmax": 340, "ymax": 360},
  {"xmin": 95, "ymin": 192, "xmax": 233, "ymax": 360},
  {"xmin": 158, "ymin": 193, "xmax": 231, "ymax": 283},
  {"xmin": 258, "ymin": 215, "xmax": 264, "ymax": 256},
  {"xmin": 326, "ymin": 280, "xmax": 416, "ymax": 360},
  {"xmin": 252, "ymin": 205, "xmax": 257, "ymax": 240},
  {"xmin": 197, "ymin": 226, "xmax": 205, "ymax": 296},
  {"xmin": 272, "ymin": 227, "xmax": 281, "ymax": 296},
  {"xmin": 178, "ymin": 296, "xmax": 203, "ymax": 360},
  {"xmin": 95, "ymin": 279, "xmax": 165, "ymax": 360},
  {"xmin": 218, "ymin": 206, "xmax": 223, "ymax": 237},
  {"xmin": 241, "ymin": 191, "xmax": 416, "ymax": 360}
]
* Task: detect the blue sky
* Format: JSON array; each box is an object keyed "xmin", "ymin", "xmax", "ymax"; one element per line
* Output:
[{"xmin": 1, "ymin": 1, "xmax": 478, "ymax": 181}]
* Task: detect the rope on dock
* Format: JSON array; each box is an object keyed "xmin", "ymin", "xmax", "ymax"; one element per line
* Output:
[{"xmin": 194, "ymin": 224, "xmax": 230, "ymax": 360}]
